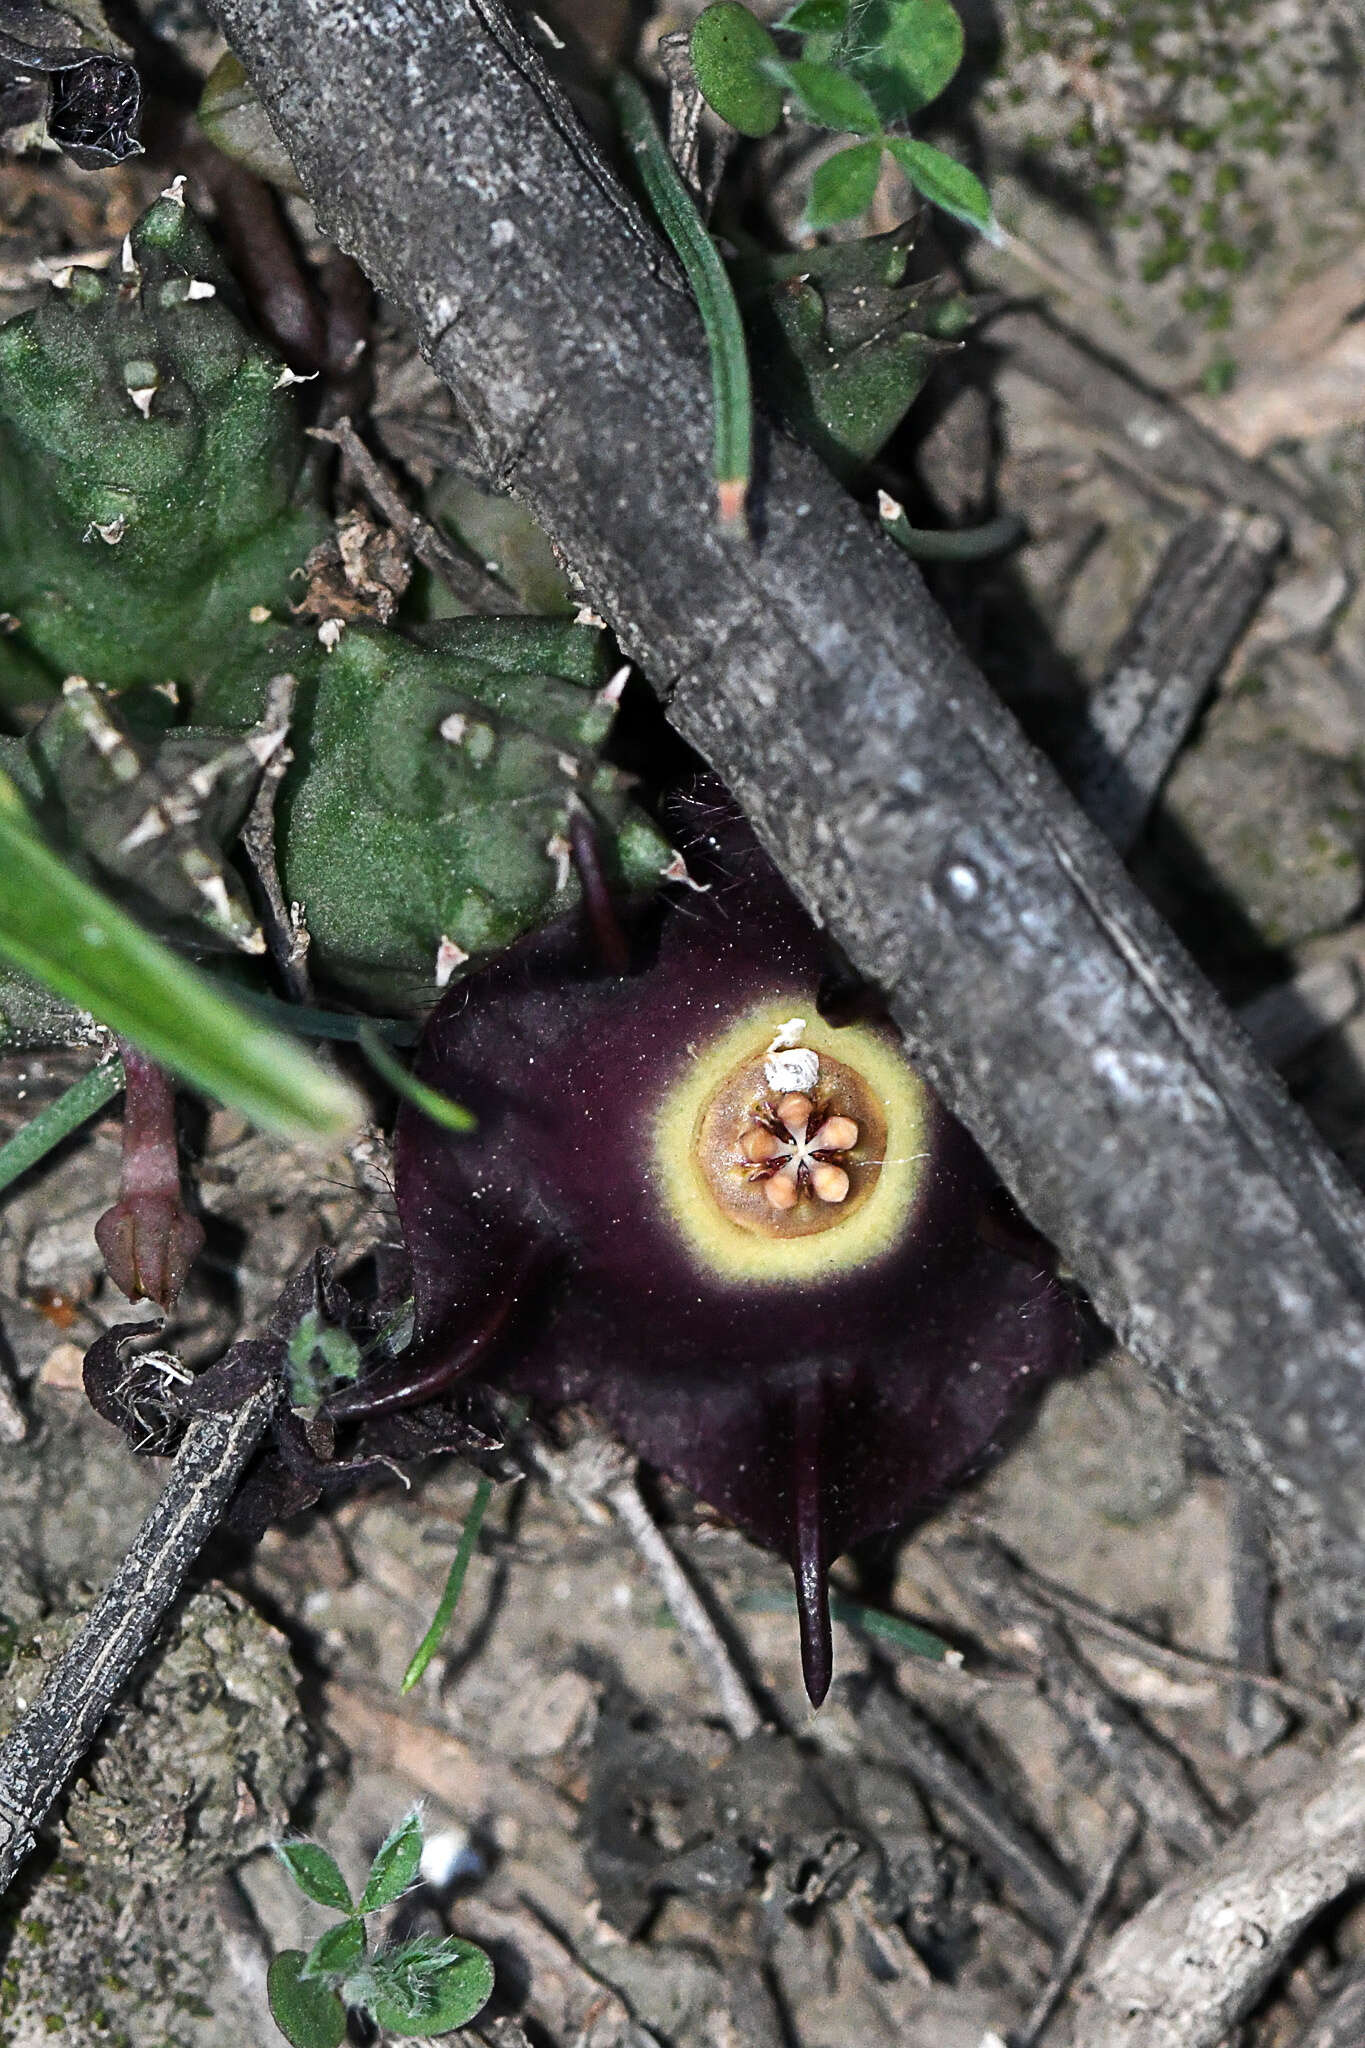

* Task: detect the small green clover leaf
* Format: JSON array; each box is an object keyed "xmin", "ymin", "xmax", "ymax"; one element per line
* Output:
[
  {"xmin": 358, "ymin": 1807, "xmax": 425, "ymax": 1913},
  {"xmin": 806, "ymin": 140, "xmax": 883, "ymax": 228},
  {"xmin": 266, "ymin": 1953, "xmax": 347, "ymax": 2048},
  {"xmin": 779, "ymin": 0, "xmax": 848, "ymax": 31},
  {"xmin": 687, "ymin": 0, "xmax": 995, "ymax": 240},
  {"xmin": 269, "ymin": 1813, "xmax": 495, "ymax": 2046},
  {"xmin": 690, "ymin": 2, "xmax": 784, "ymax": 136},
  {"xmin": 766, "ymin": 55, "xmax": 881, "ymax": 132},
  {"xmin": 275, "ymin": 1842, "xmax": 354, "ymax": 1914},
  {"xmin": 363, "ymin": 1937, "xmax": 496, "ymax": 2038},
  {"xmin": 884, "ymin": 136, "xmax": 999, "ymax": 238},
  {"xmin": 302, "ymin": 1919, "xmax": 367, "ymax": 1981},
  {"xmin": 845, "ymin": 0, "xmax": 963, "ymax": 121}
]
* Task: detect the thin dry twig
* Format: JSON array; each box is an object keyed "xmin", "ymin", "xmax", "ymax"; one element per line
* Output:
[
  {"xmin": 605, "ymin": 1470, "xmax": 764, "ymax": 1742},
  {"xmin": 986, "ymin": 305, "xmax": 1318, "ymax": 539},
  {"xmin": 1015, "ymin": 1806, "xmax": 1141, "ymax": 2048},
  {"xmin": 1235, "ymin": 945, "xmax": 1365, "ymax": 1070},
  {"xmin": 0, "ymin": 1375, "xmax": 279, "ymax": 1896},
  {"xmin": 1224, "ymin": 1487, "xmax": 1292, "ymax": 1757},
  {"xmin": 947, "ymin": 1536, "xmax": 1226, "ymax": 1862},
  {"xmin": 238, "ymin": 670, "xmax": 310, "ymax": 1003},
  {"xmin": 859, "ymin": 1684, "xmax": 1080, "ymax": 1944},
  {"xmin": 310, "ymin": 416, "xmax": 527, "ymax": 615},
  {"xmin": 657, "ymin": 29, "xmax": 705, "ymax": 202},
  {"xmin": 991, "ymin": 1545, "xmax": 1344, "ymax": 1723},
  {"xmin": 1064, "ymin": 507, "xmax": 1284, "ymax": 853}
]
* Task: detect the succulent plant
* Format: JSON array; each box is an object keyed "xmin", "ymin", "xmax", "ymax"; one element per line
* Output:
[
  {"xmin": 0, "ymin": 180, "xmax": 326, "ymax": 714},
  {"xmin": 340, "ymin": 791, "xmax": 1078, "ymax": 1703},
  {"xmin": 0, "ymin": 189, "xmax": 673, "ymax": 1007},
  {"xmin": 736, "ymin": 232, "xmax": 963, "ymax": 478},
  {"xmin": 265, "ymin": 618, "xmax": 673, "ymax": 1006}
]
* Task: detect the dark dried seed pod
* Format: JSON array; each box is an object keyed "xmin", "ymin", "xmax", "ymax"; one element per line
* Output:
[{"xmin": 388, "ymin": 789, "xmax": 1079, "ymax": 1703}]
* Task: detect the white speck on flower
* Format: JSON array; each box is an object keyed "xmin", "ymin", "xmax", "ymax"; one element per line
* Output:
[
  {"xmin": 659, "ymin": 849, "xmax": 710, "ymax": 893},
  {"xmin": 765, "ymin": 1045, "xmax": 819, "ymax": 1097},
  {"xmin": 435, "ymin": 935, "xmax": 469, "ymax": 987},
  {"xmin": 546, "ymin": 832, "xmax": 573, "ymax": 892}
]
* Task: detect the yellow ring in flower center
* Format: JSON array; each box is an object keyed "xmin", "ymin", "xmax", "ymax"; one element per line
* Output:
[{"xmin": 652, "ymin": 995, "xmax": 933, "ymax": 1285}]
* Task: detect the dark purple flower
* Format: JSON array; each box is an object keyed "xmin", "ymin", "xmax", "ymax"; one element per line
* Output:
[{"xmin": 377, "ymin": 790, "xmax": 1079, "ymax": 1703}]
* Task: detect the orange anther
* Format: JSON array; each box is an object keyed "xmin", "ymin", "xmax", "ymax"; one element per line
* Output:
[{"xmin": 741, "ymin": 1126, "xmax": 783, "ymax": 1162}]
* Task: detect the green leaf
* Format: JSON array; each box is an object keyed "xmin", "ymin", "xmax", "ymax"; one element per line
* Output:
[
  {"xmin": 0, "ymin": 772, "xmax": 363, "ymax": 1146},
  {"xmin": 365, "ymin": 1939, "xmax": 495, "ymax": 2037},
  {"xmin": 288, "ymin": 1311, "xmax": 362, "ymax": 1399},
  {"xmin": 358, "ymin": 1809, "xmax": 424, "ymax": 1913},
  {"xmin": 690, "ymin": 3, "xmax": 784, "ymax": 137},
  {"xmin": 266, "ymin": 1952, "xmax": 347, "ymax": 2048},
  {"xmin": 885, "ymin": 136, "xmax": 998, "ymax": 237},
  {"xmin": 805, "ymin": 140, "xmax": 883, "ymax": 228},
  {"xmin": 0, "ymin": 1056, "xmax": 123, "ymax": 1198},
  {"xmin": 766, "ymin": 56, "xmax": 881, "ymax": 133},
  {"xmin": 356, "ymin": 1023, "xmax": 475, "ymax": 1134},
  {"xmin": 303, "ymin": 1918, "xmax": 367, "ymax": 1982},
  {"xmin": 847, "ymin": 0, "xmax": 963, "ymax": 120},
  {"xmin": 275, "ymin": 1841, "xmax": 354, "ymax": 1914},
  {"xmin": 780, "ymin": 0, "xmax": 848, "ymax": 31}
]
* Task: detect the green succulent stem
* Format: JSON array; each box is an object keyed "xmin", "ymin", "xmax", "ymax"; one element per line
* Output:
[
  {"xmin": 879, "ymin": 496, "xmax": 1024, "ymax": 561},
  {"xmin": 612, "ymin": 73, "xmax": 753, "ymax": 531}
]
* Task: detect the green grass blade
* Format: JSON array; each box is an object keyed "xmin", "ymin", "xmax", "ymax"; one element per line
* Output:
[
  {"xmin": 0, "ymin": 770, "xmax": 362, "ymax": 1145},
  {"xmin": 734, "ymin": 1585, "xmax": 958, "ymax": 1661},
  {"xmin": 613, "ymin": 73, "xmax": 753, "ymax": 530},
  {"xmin": 401, "ymin": 1401, "xmax": 529, "ymax": 1692},
  {"xmin": 355, "ymin": 1023, "xmax": 474, "ymax": 1133},
  {"xmin": 0, "ymin": 1056, "xmax": 124, "ymax": 1197}
]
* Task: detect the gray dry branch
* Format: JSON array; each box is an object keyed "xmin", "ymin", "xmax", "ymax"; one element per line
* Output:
[
  {"xmin": 0, "ymin": 1379, "xmax": 279, "ymax": 1892},
  {"xmin": 1064, "ymin": 1719, "xmax": 1365, "ymax": 2048},
  {"xmin": 206, "ymin": 0, "xmax": 1365, "ymax": 1670}
]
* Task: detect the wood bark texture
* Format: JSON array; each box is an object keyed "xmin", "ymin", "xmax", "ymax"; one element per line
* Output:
[
  {"xmin": 205, "ymin": 0, "xmax": 1365, "ymax": 1665},
  {"xmin": 1066, "ymin": 1720, "xmax": 1365, "ymax": 2047},
  {"xmin": 0, "ymin": 1382, "xmax": 277, "ymax": 1891}
]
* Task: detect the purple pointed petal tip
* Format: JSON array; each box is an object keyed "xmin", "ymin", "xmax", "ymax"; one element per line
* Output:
[{"xmin": 390, "ymin": 780, "xmax": 1082, "ymax": 1702}]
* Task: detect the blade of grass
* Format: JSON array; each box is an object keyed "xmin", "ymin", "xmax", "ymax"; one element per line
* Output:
[
  {"xmin": 613, "ymin": 73, "xmax": 752, "ymax": 531},
  {"xmin": 401, "ymin": 1400, "xmax": 529, "ymax": 1692},
  {"xmin": 0, "ymin": 770, "xmax": 362, "ymax": 1145},
  {"xmin": 0, "ymin": 1056, "xmax": 124, "ymax": 1197},
  {"xmin": 355, "ymin": 1023, "xmax": 474, "ymax": 1132},
  {"xmin": 215, "ymin": 983, "xmax": 418, "ymax": 1047},
  {"xmin": 734, "ymin": 1585, "xmax": 960, "ymax": 1661}
]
